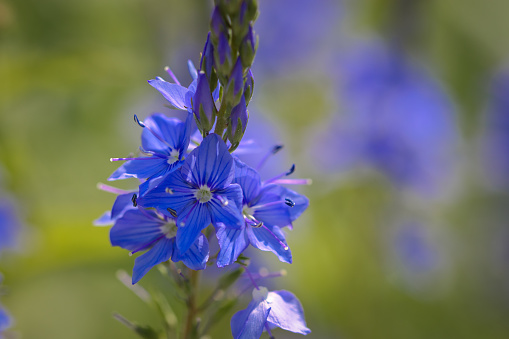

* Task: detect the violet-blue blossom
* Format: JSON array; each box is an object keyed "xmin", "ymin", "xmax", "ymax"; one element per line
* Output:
[
  {"xmin": 216, "ymin": 158, "xmax": 309, "ymax": 267},
  {"xmin": 110, "ymin": 208, "xmax": 209, "ymax": 284},
  {"xmin": 231, "ymin": 287, "xmax": 310, "ymax": 338},
  {"xmin": 479, "ymin": 69, "xmax": 509, "ymax": 190},
  {"xmin": 109, "ymin": 113, "xmax": 193, "ymax": 182},
  {"xmin": 138, "ymin": 133, "xmax": 244, "ymax": 253},
  {"xmin": 313, "ymin": 42, "xmax": 459, "ymax": 198}
]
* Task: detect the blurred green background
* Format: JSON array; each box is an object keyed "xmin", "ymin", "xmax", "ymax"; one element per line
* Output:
[{"xmin": 1, "ymin": 0, "xmax": 509, "ymax": 338}]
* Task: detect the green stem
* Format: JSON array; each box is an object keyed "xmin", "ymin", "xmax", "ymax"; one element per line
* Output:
[{"xmin": 182, "ymin": 269, "xmax": 200, "ymax": 339}]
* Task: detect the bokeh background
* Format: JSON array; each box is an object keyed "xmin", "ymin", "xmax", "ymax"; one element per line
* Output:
[{"xmin": 1, "ymin": 0, "xmax": 509, "ymax": 338}]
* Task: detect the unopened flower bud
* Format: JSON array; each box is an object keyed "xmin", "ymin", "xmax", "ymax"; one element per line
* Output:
[
  {"xmin": 200, "ymin": 33, "xmax": 218, "ymax": 92},
  {"xmin": 227, "ymin": 95, "xmax": 248, "ymax": 145},
  {"xmin": 225, "ymin": 58, "xmax": 244, "ymax": 106},
  {"xmin": 193, "ymin": 72, "xmax": 217, "ymax": 134},
  {"xmin": 240, "ymin": 24, "xmax": 257, "ymax": 68}
]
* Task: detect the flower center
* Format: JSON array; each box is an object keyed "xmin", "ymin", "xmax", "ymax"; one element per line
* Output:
[
  {"xmin": 194, "ymin": 185, "xmax": 212, "ymax": 203},
  {"xmin": 159, "ymin": 220, "xmax": 178, "ymax": 239},
  {"xmin": 242, "ymin": 204, "xmax": 254, "ymax": 218},
  {"xmin": 167, "ymin": 149, "xmax": 180, "ymax": 165}
]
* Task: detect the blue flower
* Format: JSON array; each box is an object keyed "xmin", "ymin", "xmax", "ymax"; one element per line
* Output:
[
  {"xmin": 0, "ymin": 304, "xmax": 11, "ymax": 334},
  {"xmin": 109, "ymin": 113, "xmax": 193, "ymax": 181},
  {"xmin": 0, "ymin": 196, "xmax": 21, "ymax": 253},
  {"xmin": 216, "ymin": 158, "xmax": 309, "ymax": 267},
  {"xmin": 313, "ymin": 42, "xmax": 459, "ymax": 198},
  {"xmin": 138, "ymin": 133, "xmax": 244, "ymax": 253},
  {"xmin": 231, "ymin": 287, "xmax": 310, "ymax": 338},
  {"xmin": 110, "ymin": 208, "xmax": 209, "ymax": 284},
  {"xmin": 480, "ymin": 69, "xmax": 509, "ymax": 190}
]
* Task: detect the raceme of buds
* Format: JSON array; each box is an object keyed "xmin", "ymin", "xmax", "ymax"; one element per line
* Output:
[{"xmin": 193, "ymin": 72, "xmax": 217, "ymax": 134}]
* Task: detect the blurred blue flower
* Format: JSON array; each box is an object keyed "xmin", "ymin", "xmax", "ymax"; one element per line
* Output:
[
  {"xmin": 138, "ymin": 133, "xmax": 244, "ymax": 253},
  {"xmin": 480, "ymin": 69, "xmax": 509, "ymax": 190},
  {"xmin": 254, "ymin": 0, "xmax": 340, "ymax": 76},
  {"xmin": 0, "ymin": 305, "xmax": 11, "ymax": 334},
  {"xmin": 313, "ymin": 42, "xmax": 460, "ymax": 198},
  {"xmin": 109, "ymin": 113, "xmax": 193, "ymax": 182},
  {"xmin": 110, "ymin": 208, "xmax": 209, "ymax": 284},
  {"xmin": 0, "ymin": 196, "xmax": 21, "ymax": 253},
  {"xmin": 216, "ymin": 158, "xmax": 309, "ymax": 267},
  {"xmin": 231, "ymin": 287, "xmax": 310, "ymax": 338}
]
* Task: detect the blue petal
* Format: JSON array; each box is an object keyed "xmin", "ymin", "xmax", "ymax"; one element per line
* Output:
[
  {"xmin": 176, "ymin": 202, "xmax": 211, "ymax": 253},
  {"xmin": 142, "ymin": 113, "xmax": 193, "ymax": 156},
  {"xmin": 108, "ymin": 158, "xmax": 170, "ymax": 181},
  {"xmin": 93, "ymin": 211, "xmax": 113, "ymax": 226},
  {"xmin": 110, "ymin": 209, "xmax": 163, "ymax": 252},
  {"xmin": 137, "ymin": 171, "xmax": 196, "ymax": 219},
  {"xmin": 132, "ymin": 237, "xmax": 175, "ymax": 284},
  {"xmin": 111, "ymin": 193, "xmax": 136, "ymax": 220},
  {"xmin": 266, "ymin": 291, "xmax": 311, "ymax": 335},
  {"xmin": 216, "ymin": 225, "xmax": 249, "ymax": 267},
  {"xmin": 181, "ymin": 133, "xmax": 235, "ymax": 189},
  {"xmin": 252, "ymin": 184, "xmax": 291, "ymax": 227},
  {"xmin": 0, "ymin": 305, "xmax": 11, "ymax": 332},
  {"xmin": 188, "ymin": 60, "xmax": 198, "ymax": 80},
  {"xmin": 148, "ymin": 79, "xmax": 189, "ymax": 110},
  {"xmin": 272, "ymin": 185, "xmax": 309, "ymax": 226},
  {"xmin": 233, "ymin": 158, "xmax": 261, "ymax": 205},
  {"xmin": 231, "ymin": 298, "xmax": 270, "ymax": 339},
  {"xmin": 247, "ymin": 225, "xmax": 292, "ymax": 264},
  {"xmin": 173, "ymin": 233, "xmax": 209, "ymax": 270},
  {"xmin": 209, "ymin": 185, "xmax": 244, "ymax": 228}
]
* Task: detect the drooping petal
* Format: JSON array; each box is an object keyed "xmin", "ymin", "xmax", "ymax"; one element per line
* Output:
[
  {"xmin": 148, "ymin": 79, "xmax": 189, "ymax": 110},
  {"xmin": 266, "ymin": 290, "xmax": 311, "ymax": 335},
  {"xmin": 231, "ymin": 297, "xmax": 270, "ymax": 339},
  {"xmin": 233, "ymin": 158, "xmax": 261, "ymax": 204},
  {"xmin": 137, "ymin": 171, "xmax": 196, "ymax": 219},
  {"xmin": 111, "ymin": 192, "xmax": 136, "ymax": 220},
  {"xmin": 209, "ymin": 184, "xmax": 244, "ymax": 227},
  {"xmin": 132, "ymin": 237, "xmax": 175, "ymax": 284},
  {"xmin": 182, "ymin": 133, "xmax": 235, "ymax": 189},
  {"xmin": 176, "ymin": 202, "xmax": 211, "ymax": 253},
  {"xmin": 110, "ymin": 209, "xmax": 163, "ymax": 252},
  {"xmin": 247, "ymin": 225, "xmax": 292, "ymax": 264},
  {"xmin": 252, "ymin": 184, "xmax": 292, "ymax": 227},
  {"xmin": 108, "ymin": 157, "xmax": 171, "ymax": 181},
  {"xmin": 174, "ymin": 233, "xmax": 209, "ymax": 270},
  {"xmin": 216, "ymin": 225, "xmax": 249, "ymax": 267}
]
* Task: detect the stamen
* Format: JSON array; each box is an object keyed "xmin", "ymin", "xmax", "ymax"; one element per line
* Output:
[
  {"xmin": 96, "ymin": 183, "xmax": 133, "ymax": 195},
  {"xmin": 133, "ymin": 115, "xmax": 173, "ymax": 149},
  {"xmin": 256, "ymin": 144, "xmax": 284, "ymax": 170},
  {"xmin": 264, "ymin": 164, "xmax": 296, "ymax": 184},
  {"xmin": 285, "ymin": 198, "xmax": 295, "ymax": 207},
  {"xmin": 164, "ymin": 66, "xmax": 181, "ymax": 85},
  {"xmin": 167, "ymin": 207, "xmax": 178, "ymax": 218},
  {"xmin": 215, "ymin": 195, "xmax": 229, "ymax": 206},
  {"xmin": 131, "ymin": 194, "xmax": 138, "ymax": 207},
  {"xmin": 251, "ymin": 200, "xmax": 288, "ymax": 210},
  {"xmin": 269, "ymin": 178, "xmax": 312, "ymax": 185},
  {"xmin": 110, "ymin": 157, "xmax": 160, "ymax": 162},
  {"xmin": 165, "ymin": 187, "xmax": 174, "ymax": 194},
  {"xmin": 261, "ymin": 225, "xmax": 289, "ymax": 251}
]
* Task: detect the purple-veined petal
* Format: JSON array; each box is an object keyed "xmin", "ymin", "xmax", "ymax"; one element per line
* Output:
[
  {"xmin": 208, "ymin": 189, "xmax": 244, "ymax": 228},
  {"xmin": 182, "ymin": 133, "xmax": 235, "ymax": 189},
  {"xmin": 216, "ymin": 225, "xmax": 249, "ymax": 267},
  {"xmin": 174, "ymin": 233, "xmax": 209, "ymax": 270},
  {"xmin": 132, "ymin": 237, "xmax": 175, "ymax": 284},
  {"xmin": 137, "ymin": 171, "xmax": 197, "ymax": 218},
  {"xmin": 252, "ymin": 184, "xmax": 292, "ymax": 227},
  {"xmin": 233, "ymin": 158, "xmax": 261, "ymax": 204},
  {"xmin": 231, "ymin": 296, "xmax": 270, "ymax": 339},
  {"xmin": 176, "ymin": 202, "xmax": 211, "ymax": 253},
  {"xmin": 148, "ymin": 79, "xmax": 189, "ymax": 110},
  {"xmin": 111, "ymin": 192, "xmax": 137, "ymax": 220},
  {"xmin": 188, "ymin": 60, "xmax": 198, "ymax": 80},
  {"xmin": 110, "ymin": 209, "xmax": 163, "ymax": 252},
  {"xmin": 266, "ymin": 290, "xmax": 311, "ymax": 335},
  {"xmin": 141, "ymin": 113, "xmax": 193, "ymax": 155},
  {"xmin": 247, "ymin": 225, "xmax": 292, "ymax": 264}
]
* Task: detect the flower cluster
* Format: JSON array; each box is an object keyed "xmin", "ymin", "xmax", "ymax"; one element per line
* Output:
[{"xmin": 97, "ymin": 1, "xmax": 311, "ymax": 338}]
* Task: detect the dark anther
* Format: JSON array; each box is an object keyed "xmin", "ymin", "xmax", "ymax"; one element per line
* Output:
[
  {"xmin": 284, "ymin": 198, "xmax": 295, "ymax": 207},
  {"xmin": 253, "ymin": 221, "xmax": 263, "ymax": 228},
  {"xmin": 167, "ymin": 208, "xmax": 178, "ymax": 218},
  {"xmin": 286, "ymin": 164, "xmax": 296, "ymax": 176},
  {"xmin": 133, "ymin": 114, "xmax": 146, "ymax": 128},
  {"xmin": 131, "ymin": 194, "xmax": 138, "ymax": 207},
  {"xmin": 271, "ymin": 144, "xmax": 284, "ymax": 154}
]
